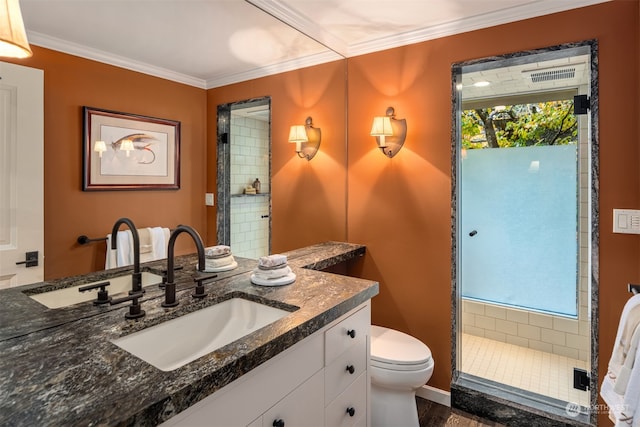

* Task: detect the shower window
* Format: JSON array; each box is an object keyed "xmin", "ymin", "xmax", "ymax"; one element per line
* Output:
[{"xmin": 460, "ymin": 99, "xmax": 579, "ymax": 317}]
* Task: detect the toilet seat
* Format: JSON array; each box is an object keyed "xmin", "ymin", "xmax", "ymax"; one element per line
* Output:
[{"xmin": 371, "ymin": 325, "xmax": 432, "ymax": 371}]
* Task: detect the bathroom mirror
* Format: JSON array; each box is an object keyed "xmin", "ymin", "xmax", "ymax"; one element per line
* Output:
[
  {"xmin": 10, "ymin": 1, "xmax": 346, "ymax": 281},
  {"xmin": 451, "ymin": 41, "xmax": 598, "ymax": 425}
]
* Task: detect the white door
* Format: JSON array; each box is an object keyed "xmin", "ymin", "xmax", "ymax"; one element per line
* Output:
[{"xmin": 0, "ymin": 61, "xmax": 44, "ymax": 288}]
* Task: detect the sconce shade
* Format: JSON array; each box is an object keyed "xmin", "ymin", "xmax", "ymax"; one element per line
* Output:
[
  {"xmin": 94, "ymin": 140, "xmax": 107, "ymax": 158},
  {"xmin": 370, "ymin": 116, "xmax": 393, "ymax": 137},
  {"xmin": 120, "ymin": 139, "xmax": 134, "ymax": 157},
  {"xmin": 0, "ymin": 0, "xmax": 32, "ymax": 58},
  {"xmin": 288, "ymin": 125, "xmax": 308, "ymax": 143},
  {"xmin": 371, "ymin": 106, "xmax": 407, "ymax": 158}
]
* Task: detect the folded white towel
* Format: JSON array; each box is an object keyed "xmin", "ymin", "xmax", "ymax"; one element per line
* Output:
[
  {"xmin": 205, "ymin": 255, "xmax": 235, "ymax": 269},
  {"xmin": 105, "ymin": 230, "xmax": 133, "ymax": 269},
  {"xmin": 258, "ymin": 254, "xmax": 287, "ymax": 269},
  {"xmin": 252, "ymin": 265, "xmax": 292, "ymax": 280},
  {"xmin": 205, "ymin": 245, "xmax": 231, "ymax": 259}
]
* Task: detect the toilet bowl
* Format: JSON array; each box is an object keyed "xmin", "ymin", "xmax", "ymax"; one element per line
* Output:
[{"xmin": 370, "ymin": 325, "xmax": 434, "ymax": 427}]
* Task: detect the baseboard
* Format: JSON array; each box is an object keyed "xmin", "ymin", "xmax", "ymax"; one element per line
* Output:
[{"xmin": 416, "ymin": 385, "xmax": 451, "ymax": 407}]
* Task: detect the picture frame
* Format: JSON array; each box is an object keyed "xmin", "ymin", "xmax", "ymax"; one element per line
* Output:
[{"xmin": 83, "ymin": 107, "xmax": 180, "ymax": 191}]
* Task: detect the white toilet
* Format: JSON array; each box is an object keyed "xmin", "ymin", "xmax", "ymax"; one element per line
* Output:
[{"xmin": 370, "ymin": 325, "xmax": 434, "ymax": 427}]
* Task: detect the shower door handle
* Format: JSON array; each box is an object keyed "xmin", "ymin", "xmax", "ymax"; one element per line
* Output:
[{"xmin": 469, "ymin": 230, "xmax": 477, "ymax": 237}]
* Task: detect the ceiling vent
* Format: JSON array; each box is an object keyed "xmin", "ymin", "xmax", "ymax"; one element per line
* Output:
[{"xmin": 526, "ymin": 67, "xmax": 576, "ymax": 83}]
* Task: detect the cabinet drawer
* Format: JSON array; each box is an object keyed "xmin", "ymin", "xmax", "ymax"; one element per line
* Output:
[
  {"xmin": 262, "ymin": 369, "xmax": 325, "ymax": 427},
  {"xmin": 325, "ymin": 338, "xmax": 366, "ymax": 403},
  {"xmin": 325, "ymin": 305, "xmax": 370, "ymax": 365},
  {"xmin": 325, "ymin": 372, "xmax": 367, "ymax": 427}
]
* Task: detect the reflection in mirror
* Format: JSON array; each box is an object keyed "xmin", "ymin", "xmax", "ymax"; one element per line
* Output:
[
  {"xmin": 451, "ymin": 41, "xmax": 598, "ymax": 425},
  {"xmin": 217, "ymin": 97, "xmax": 271, "ymax": 259}
]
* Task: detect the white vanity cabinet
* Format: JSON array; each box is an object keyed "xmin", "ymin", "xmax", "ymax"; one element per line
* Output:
[{"xmin": 161, "ymin": 301, "xmax": 371, "ymax": 427}]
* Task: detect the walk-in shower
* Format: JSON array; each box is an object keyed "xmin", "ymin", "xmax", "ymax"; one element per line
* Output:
[{"xmin": 452, "ymin": 41, "xmax": 598, "ymax": 426}]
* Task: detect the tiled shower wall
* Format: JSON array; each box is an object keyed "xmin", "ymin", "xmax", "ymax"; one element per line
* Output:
[
  {"xmin": 462, "ymin": 96, "xmax": 590, "ymax": 362},
  {"xmin": 229, "ymin": 115, "xmax": 269, "ymax": 259}
]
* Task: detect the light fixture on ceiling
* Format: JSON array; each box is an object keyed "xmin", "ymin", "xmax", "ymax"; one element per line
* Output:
[
  {"xmin": 370, "ymin": 106, "xmax": 407, "ymax": 158},
  {"xmin": 120, "ymin": 139, "xmax": 134, "ymax": 157},
  {"xmin": 0, "ymin": 0, "xmax": 33, "ymax": 58},
  {"xmin": 288, "ymin": 116, "xmax": 321, "ymax": 161},
  {"xmin": 94, "ymin": 140, "xmax": 107, "ymax": 158}
]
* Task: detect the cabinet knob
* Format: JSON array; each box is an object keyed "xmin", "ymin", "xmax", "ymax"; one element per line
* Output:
[
  {"xmin": 347, "ymin": 329, "xmax": 356, "ymax": 339},
  {"xmin": 346, "ymin": 407, "xmax": 356, "ymax": 417},
  {"xmin": 346, "ymin": 364, "xmax": 355, "ymax": 374},
  {"xmin": 273, "ymin": 419, "xmax": 285, "ymax": 427}
]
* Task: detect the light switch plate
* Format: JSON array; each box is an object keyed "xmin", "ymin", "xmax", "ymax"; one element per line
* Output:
[
  {"xmin": 613, "ymin": 209, "xmax": 640, "ymax": 234},
  {"xmin": 205, "ymin": 193, "xmax": 214, "ymax": 206}
]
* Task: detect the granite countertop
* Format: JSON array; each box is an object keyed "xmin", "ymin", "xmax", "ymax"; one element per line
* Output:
[{"xmin": 0, "ymin": 242, "xmax": 376, "ymax": 426}]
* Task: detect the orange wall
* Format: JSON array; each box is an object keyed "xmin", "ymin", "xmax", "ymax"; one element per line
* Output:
[
  {"xmin": 206, "ymin": 61, "xmax": 348, "ymax": 251},
  {"xmin": 4, "ymin": 47, "xmax": 208, "ymax": 279},
  {"xmin": 346, "ymin": 1, "xmax": 639, "ymax": 422}
]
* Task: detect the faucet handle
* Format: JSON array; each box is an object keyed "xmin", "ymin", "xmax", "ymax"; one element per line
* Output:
[
  {"xmin": 110, "ymin": 292, "xmax": 145, "ymax": 319},
  {"xmin": 78, "ymin": 281, "xmax": 112, "ymax": 305},
  {"xmin": 192, "ymin": 273, "xmax": 218, "ymax": 299}
]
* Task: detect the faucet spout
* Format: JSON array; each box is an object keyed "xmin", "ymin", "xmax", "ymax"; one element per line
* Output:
[
  {"xmin": 111, "ymin": 217, "xmax": 142, "ymax": 294},
  {"xmin": 163, "ymin": 225, "xmax": 206, "ymax": 308}
]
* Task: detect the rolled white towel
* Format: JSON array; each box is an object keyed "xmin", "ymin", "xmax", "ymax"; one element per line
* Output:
[
  {"xmin": 258, "ymin": 254, "xmax": 288, "ymax": 270},
  {"xmin": 205, "ymin": 255, "xmax": 235, "ymax": 269},
  {"xmin": 253, "ymin": 265, "xmax": 292, "ymax": 280},
  {"xmin": 205, "ymin": 245, "xmax": 232, "ymax": 259}
]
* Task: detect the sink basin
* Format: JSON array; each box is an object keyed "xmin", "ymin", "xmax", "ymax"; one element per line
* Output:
[
  {"xmin": 28, "ymin": 272, "xmax": 163, "ymax": 309},
  {"xmin": 111, "ymin": 297, "xmax": 293, "ymax": 371}
]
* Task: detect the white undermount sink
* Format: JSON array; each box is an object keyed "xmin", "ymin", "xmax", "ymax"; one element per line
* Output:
[
  {"xmin": 111, "ymin": 297, "xmax": 292, "ymax": 371},
  {"xmin": 28, "ymin": 272, "xmax": 163, "ymax": 309}
]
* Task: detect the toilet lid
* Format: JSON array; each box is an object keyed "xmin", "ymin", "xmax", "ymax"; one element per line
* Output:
[{"xmin": 370, "ymin": 325, "xmax": 432, "ymax": 366}]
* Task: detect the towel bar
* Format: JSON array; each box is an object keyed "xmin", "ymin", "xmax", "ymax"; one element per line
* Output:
[
  {"xmin": 77, "ymin": 235, "xmax": 108, "ymax": 245},
  {"xmin": 628, "ymin": 283, "xmax": 640, "ymax": 295}
]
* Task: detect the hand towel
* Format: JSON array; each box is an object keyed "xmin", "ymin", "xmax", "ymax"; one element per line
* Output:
[
  {"xmin": 105, "ymin": 230, "xmax": 134, "ymax": 269},
  {"xmin": 138, "ymin": 228, "xmax": 154, "ymax": 263},
  {"xmin": 252, "ymin": 265, "xmax": 292, "ymax": 280},
  {"xmin": 116, "ymin": 230, "xmax": 134, "ymax": 267},
  {"xmin": 615, "ymin": 325, "xmax": 640, "ymax": 395},
  {"xmin": 205, "ymin": 255, "xmax": 235, "ymax": 269},
  {"xmin": 258, "ymin": 254, "xmax": 287, "ymax": 270},
  {"xmin": 150, "ymin": 227, "xmax": 168, "ymax": 260},
  {"xmin": 609, "ymin": 295, "xmax": 640, "ymax": 378},
  {"xmin": 205, "ymin": 245, "xmax": 231, "ymax": 259},
  {"xmin": 105, "ymin": 234, "xmax": 116, "ymax": 269}
]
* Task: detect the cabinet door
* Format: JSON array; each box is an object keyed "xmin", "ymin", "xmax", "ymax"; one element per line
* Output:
[
  {"xmin": 325, "ymin": 305, "xmax": 370, "ymax": 365},
  {"xmin": 325, "ymin": 373, "xmax": 367, "ymax": 427},
  {"xmin": 262, "ymin": 369, "xmax": 325, "ymax": 427}
]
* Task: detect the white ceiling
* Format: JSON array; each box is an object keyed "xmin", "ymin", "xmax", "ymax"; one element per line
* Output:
[{"xmin": 20, "ymin": 0, "xmax": 609, "ymax": 89}]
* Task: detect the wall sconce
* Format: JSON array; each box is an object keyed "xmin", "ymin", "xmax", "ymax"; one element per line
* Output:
[
  {"xmin": 288, "ymin": 116, "xmax": 321, "ymax": 161},
  {"xmin": 94, "ymin": 140, "xmax": 107, "ymax": 158},
  {"xmin": 370, "ymin": 106, "xmax": 407, "ymax": 158},
  {"xmin": 120, "ymin": 139, "xmax": 134, "ymax": 157},
  {"xmin": 0, "ymin": 0, "xmax": 33, "ymax": 58}
]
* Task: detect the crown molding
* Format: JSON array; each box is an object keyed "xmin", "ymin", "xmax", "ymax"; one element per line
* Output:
[
  {"xmin": 246, "ymin": 0, "xmax": 349, "ymax": 57},
  {"xmin": 205, "ymin": 50, "xmax": 342, "ymax": 89},
  {"xmin": 27, "ymin": 31, "xmax": 208, "ymax": 89},
  {"xmin": 344, "ymin": 0, "xmax": 611, "ymax": 57}
]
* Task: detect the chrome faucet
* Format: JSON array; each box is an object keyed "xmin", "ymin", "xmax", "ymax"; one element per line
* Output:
[
  {"xmin": 111, "ymin": 217, "xmax": 142, "ymax": 294},
  {"xmin": 162, "ymin": 225, "xmax": 206, "ymax": 308}
]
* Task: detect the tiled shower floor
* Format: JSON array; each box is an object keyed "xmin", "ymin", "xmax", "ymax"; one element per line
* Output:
[{"xmin": 461, "ymin": 333, "xmax": 590, "ymax": 407}]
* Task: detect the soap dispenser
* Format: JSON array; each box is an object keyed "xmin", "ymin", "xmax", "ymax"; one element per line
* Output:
[{"xmin": 253, "ymin": 178, "xmax": 261, "ymax": 193}]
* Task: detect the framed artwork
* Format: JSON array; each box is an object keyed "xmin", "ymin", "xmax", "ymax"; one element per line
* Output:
[{"xmin": 83, "ymin": 107, "xmax": 180, "ymax": 191}]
